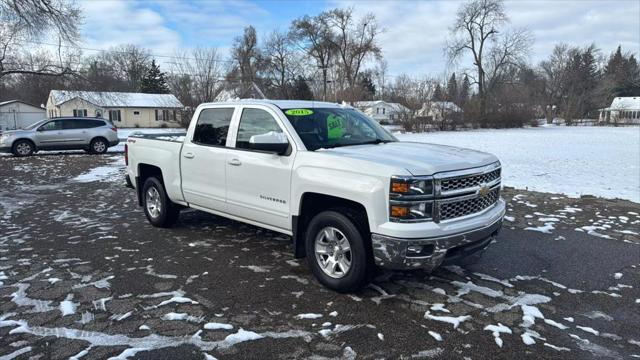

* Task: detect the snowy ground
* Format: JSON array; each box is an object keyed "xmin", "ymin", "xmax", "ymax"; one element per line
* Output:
[
  {"xmin": 1, "ymin": 154, "xmax": 639, "ymax": 359},
  {"xmin": 396, "ymin": 126, "xmax": 640, "ymax": 203}
]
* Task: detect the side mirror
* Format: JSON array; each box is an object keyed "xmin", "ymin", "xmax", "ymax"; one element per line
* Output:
[{"xmin": 249, "ymin": 131, "xmax": 290, "ymax": 155}]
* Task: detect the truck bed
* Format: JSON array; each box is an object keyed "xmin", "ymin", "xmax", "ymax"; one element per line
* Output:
[{"xmin": 128, "ymin": 132, "xmax": 187, "ymax": 143}]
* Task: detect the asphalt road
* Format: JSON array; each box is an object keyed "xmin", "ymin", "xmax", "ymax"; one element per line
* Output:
[{"xmin": 0, "ymin": 153, "xmax": 639, "ymax": 359}]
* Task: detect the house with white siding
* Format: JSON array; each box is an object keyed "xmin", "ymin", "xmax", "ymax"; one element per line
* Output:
[
  {"xmin": 0, "ymin": 100, "xmax": 46, "ymax": 131},
  {"xmin": 46, "ymin": 90, "xmax": 184, "ymax": 128},
  {"xmin": 599, "ymin": 97, "xmax": 640, "ymax": 125},
  {"xmin": 354, "ymin": 100, "xmax": 410, "ymax": 124}
]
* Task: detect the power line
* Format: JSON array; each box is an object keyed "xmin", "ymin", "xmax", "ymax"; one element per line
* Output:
[{"xmin": 25, "ymin": 40, "xmax": 236, "ymax": 64}]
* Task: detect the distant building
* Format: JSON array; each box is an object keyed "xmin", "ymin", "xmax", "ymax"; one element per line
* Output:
[
  {"xmin": 0, "ymin": 100, "xmax": 46, "ymax": 131},
  {"xmin": 599, "ymin": 97, "xmax": 640, "ymax": 125},
  {"xmin": 354, "ymin": 100, "xmax": 410, "ymax": 124},
  {"xmin": 418, "ymin": 101, "xmax": 463, "ymax": 123},
  {"xmin": 46, "ymin": 90, "xmax": 184, "ymax": 128}
]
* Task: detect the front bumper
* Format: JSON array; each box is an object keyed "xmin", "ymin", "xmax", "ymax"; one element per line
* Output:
[
  {"xmin": 0, "ymin": 145, "xmax": 11, "ymax": 153},
  {"xmin": 372, "ymin": 213, "xmax": 503, "ymax": 271}
]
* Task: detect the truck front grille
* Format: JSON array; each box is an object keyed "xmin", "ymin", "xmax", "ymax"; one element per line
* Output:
[
  {"xmin": 438, "ymin": 187, "xmax": 500, "ymax": 221},
  {"xmin": 440, "ymin": 168, "xmax": 501, "ymax": 192}
]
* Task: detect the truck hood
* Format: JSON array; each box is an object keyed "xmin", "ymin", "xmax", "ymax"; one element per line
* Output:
[{"xmin": 320, "ymin": 141, "xmax": 499, "ymax": 175}]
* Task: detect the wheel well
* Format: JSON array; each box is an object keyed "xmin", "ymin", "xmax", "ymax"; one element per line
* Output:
[
  {"xmin": 90, "ymin": 136, "xmax": 108, "ymax": 144},
  {"xmin": 293, "ymin": 193, "xmax": 370, "ymax": 258},
  {"xmin": 13, "ymin": 138, "xmax": 35, "ymax": 150},
  {"xmin": 136, "ymin": 164, "xmax": 164, "ymax": 206}
]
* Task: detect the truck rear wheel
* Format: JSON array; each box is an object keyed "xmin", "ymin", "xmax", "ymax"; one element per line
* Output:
[
  {"xmin": 142, "ymin": 177, "xmax": 179, "ymax": 228},
  {"xmin": 305, "ymin": 210, "xmax": 371, "ymax": 292}
]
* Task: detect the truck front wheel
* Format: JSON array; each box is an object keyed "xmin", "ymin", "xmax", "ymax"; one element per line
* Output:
[
  {"xmin": 142, "ymin": 177, "xmax": 179, "ymax": 228},
  {"xmin": 305, "ymin": 210, "xmax": 371, "ymax": 292}
]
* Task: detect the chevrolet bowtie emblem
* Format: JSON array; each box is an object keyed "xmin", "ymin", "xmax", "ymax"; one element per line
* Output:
[{"xmin": 477, "ymin": 183, "xmax": 490, "ymax": 197}]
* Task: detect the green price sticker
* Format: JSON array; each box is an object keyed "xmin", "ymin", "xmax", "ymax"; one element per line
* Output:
[
  {"xmin": 327, "ymin": 114, "xmax": 344, "ymax": 140},
  {"xmin": 285, "ymin": 109, "xmax": 314, "ymax": 116}
]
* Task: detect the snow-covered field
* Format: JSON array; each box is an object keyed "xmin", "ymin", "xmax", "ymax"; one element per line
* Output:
[{"xmin": 396, "ymin": 126, "xmax": 640, "ymax": 203}]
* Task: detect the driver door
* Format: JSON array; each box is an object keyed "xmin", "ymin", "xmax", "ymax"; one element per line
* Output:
[
  {"xmin": 225, "ymin": 106, "xmax": 295, "ymax": 231},
  {"xmin": 34, "ymin": 119, "xmax": 65, "ymax": 149}
]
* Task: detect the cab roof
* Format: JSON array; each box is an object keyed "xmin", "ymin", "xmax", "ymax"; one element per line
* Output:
[{"xmin": 200, "ymin": 99, "xmax": 353, "ymax": 110}]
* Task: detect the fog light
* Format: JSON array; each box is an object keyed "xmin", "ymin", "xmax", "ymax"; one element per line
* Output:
[{"xmin": 406, "ymin": 244, "xmax": 435, "ymax": 257}]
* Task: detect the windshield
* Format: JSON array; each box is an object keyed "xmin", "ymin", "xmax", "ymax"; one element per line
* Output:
[
  {"xmin": 282, "ymin": 107, "xmax": 397, "ymax": 151},
  {"xmin": 23, "ymin": 119, "xmax": 48, "ymax": 130}
]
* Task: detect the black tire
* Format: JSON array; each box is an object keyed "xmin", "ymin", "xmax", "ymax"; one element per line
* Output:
[
  {"xmin": 89, "ymin": 137, "xmax": 108, "ymax": 154},
  {"xmin": 142, "ymin": 177, "xmax": 179, "ymax": 228},
  {"xmin": 305, "ymin": 209, "xmax": 372, "ymax": 292},
  {"xmin": 12, "ymin": 139, "xmax": 34, "ymax": 157}
]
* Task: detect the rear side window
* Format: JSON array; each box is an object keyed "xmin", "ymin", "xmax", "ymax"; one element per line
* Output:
[
  {"xmin": 236, "ymin": 108, "xmax": 283, "ymax": 150},
  {"xmin": 63, "ymin": 119, "xmax": 105, "ymax": 129},
  {"xmin": 192, "ymin": 108, "xmax": 234, "ymax": 146}
]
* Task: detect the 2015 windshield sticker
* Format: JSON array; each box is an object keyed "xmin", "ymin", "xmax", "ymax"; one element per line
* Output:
[{"xmin": 285, "ymin": 109, "xmax": 314, "ymax": 116}]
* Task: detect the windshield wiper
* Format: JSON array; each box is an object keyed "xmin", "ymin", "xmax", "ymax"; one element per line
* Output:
[{"xmin": 353, "ymin": 139, "xmax": 395, "ymax": 146}]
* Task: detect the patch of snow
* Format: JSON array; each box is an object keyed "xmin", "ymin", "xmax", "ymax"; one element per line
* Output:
[
  {"xmin": 162, "ymin": 312, "xmax": 203, "ymax": 323},
  {"xmin": 59, "ymin": 295, "xmax": 77, "ymax": 316},
  {"xmin": 204, "ymin": 322, "xmax": 233, "ymax": 330},
  {"xmin": 223, "ymin": 329, "xmax": 263, "ymax": 346},
  {"xmin": 428, "ymin": 331, "xmax": 443, "ymax": 341},
  {"xmin": 484, "ymin": 323, "xmax": 512, "ymax": 348},
  {"xmin": 525, "ymin": 222, "xmax": 555, "ymax": 234},
  {"xmin": 544, "ymin": 343, "xmax": 571, "ymax": 352},
  {"xmin": 377, "ymin": 333, "xmax": 384, "ymax": 341},
  {"xmin": 614, "ymin": 272, "xmax": 623, "ymax": 280},
  {"xmin": 239, "ymin": 265, "xmax": 270, "ymax": 273},
  {"xmin": 424, "ymin": 311, "xmax": 471, "ymax": 329},
  {"xmin": 576, "ymin": 325, "xmax": 600, "ymax": 336},
  {"xmin": 295, "ymin": 313, "xmax": 323, "ymax": 320}
]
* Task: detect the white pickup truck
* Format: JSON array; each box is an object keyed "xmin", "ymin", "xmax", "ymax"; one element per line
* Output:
[{"xmin": 125, "ymin": 100, "xmax": 505, "ymax": 291}]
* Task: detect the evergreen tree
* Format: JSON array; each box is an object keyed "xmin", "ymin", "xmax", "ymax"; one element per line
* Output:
[
  {"xmin": 292, "ymin": 76, "xmax": 313, "ymax": 100},
  {"xmin": 603, "ymin": 45, "xmax": 640, "ymax": 99},
  {"xmin": 459, "ymin": 75, "xmax": 471, "ymax": 105},
  {"xmin": 359, "ymin": 74, "xmax": 376, "ymax": 100},
  {"xmin": 432, "ymin": 84, "xmax": 444, "ymax": 101},
  {"xmin": 140, "ymin": 60, "xmax": 170, "ymax": 94},
  {"xmin": 446, "ymin": 73, "xmax": 458, "ymax": 102}
]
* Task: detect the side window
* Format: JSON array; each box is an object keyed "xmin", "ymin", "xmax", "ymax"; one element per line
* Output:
[
  {"xmin": 192, "ymin": 108, "xmax": 234, "ymax": 146},
  {"xmin": 39, "ymin": 120, "xmax": 63, "ymax": 131},
  {"xmin": 236, "ymin": 108, "xmax": 283, "ymax": 150}
]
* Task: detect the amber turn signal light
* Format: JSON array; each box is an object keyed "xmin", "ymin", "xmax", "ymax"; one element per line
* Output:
[
  {"xmin": 390, "ymin": 206, "xmax": 409, "ymax": 218},
  {"xmin": 391, "ymin": 181, "xmax": 409, "ymax": 193}
]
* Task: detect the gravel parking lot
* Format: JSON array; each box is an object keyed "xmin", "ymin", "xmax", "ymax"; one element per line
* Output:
[{"xmin": 1, "ymin": 153, "xmax": 639, "ymax": 359}]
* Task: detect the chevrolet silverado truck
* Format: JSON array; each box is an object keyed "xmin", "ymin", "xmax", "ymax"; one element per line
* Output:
[{"xmin": 125, "ymin": 100, "xmax": 505, "ymax": 291}]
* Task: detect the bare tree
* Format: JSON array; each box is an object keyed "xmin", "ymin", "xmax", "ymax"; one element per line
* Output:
[
  {"xmin": 103, "ymin": 45, "xmax": 151, "ymax": 91},
  {"xmin": 0, "ymin": 0, "xmax": 80, "ymax": 79},
  {"xmin": 263, "ymin": 30, "xmax": 302, "ymax": 99},
  {"xmin": 169, "ymin": 47, "xmax": 226, "ymax": 106},
  {"xmin": 326, "ymin": 8, "xmax": 382, "ymax": 102},
  {"xmin": 446, "ymin": 0, "xmax": 531, "ymax": 126},
  {"xmin": 291, "ymin": 13, "xmax": 336, "ymax": 101}
]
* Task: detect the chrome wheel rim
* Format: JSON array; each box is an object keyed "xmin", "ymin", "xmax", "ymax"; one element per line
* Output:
[
  {"xmin": 93, "ymin": 141, "xmax": 106, "ymax": 153},
  {"xmin": 16, "ymin": 143, "xmax": 31, "ymax": 155},
  {"xmin": 145, "ymin": 187, "xmax": 162, "ymax": 218},
  {"xmin": 314, "ymin": 226, "xmax": 352, "ymax": 279}
]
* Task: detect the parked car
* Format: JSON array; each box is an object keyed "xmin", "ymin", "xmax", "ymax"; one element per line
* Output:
[
  {"xmin": 125, "ymin": 100, "xmax": 505, "ymax": 291},
  {"xmin": 0, "ymin": 117, "xmax": 119, "ymax": 156}
]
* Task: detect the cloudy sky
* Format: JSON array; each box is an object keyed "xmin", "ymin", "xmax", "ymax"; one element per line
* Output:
[{"xmin": 76, "ymin": 0, "xmax": 639, "ymax": 78}]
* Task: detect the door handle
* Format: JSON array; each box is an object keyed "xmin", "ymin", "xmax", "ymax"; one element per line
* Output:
[
  {"xmin": 228, "ymin": 158, "xmax": 242, "ymax": 166},
  {"xmin": 183, "ymin": 152, "xmax": 195, "ymax": 159}
]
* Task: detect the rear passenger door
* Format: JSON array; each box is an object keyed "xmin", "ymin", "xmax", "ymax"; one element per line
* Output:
[
  {"xmin": 61, "ymin": 119, "xmax": 91, "ymax": 146},
  {"xmin": 180, "ymin": 107, "xmax": 236, "ymax": 212}
]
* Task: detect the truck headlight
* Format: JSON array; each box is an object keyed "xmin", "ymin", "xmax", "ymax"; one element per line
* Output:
[
  {"xmin": 390, "ymin": 201, "xmax": 433, "ymax": 222},
  {"xmin": 389, "ymin": 175, "xmax": 435, "ymax": 222},
  {"xmin": 390, "ymin": 176, "xmax": 434, "ymax": 197}
]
